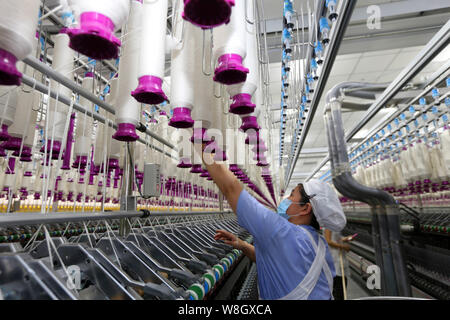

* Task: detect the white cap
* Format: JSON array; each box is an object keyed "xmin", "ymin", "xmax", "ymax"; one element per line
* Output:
[{"xmin": 303, "ymin": 179, "xmax": 346, "ymax": 232}]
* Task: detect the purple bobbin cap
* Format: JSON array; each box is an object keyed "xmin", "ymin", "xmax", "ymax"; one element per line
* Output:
[
  {"xmin": 257, "ymin": 160, "xmax": 269, "ymax": 167},
  {"xmin": 169, "ymin": 107, "xmax": 194, "ymax": 128},
  {"xmin": 213, "ymin": 149, "xmax": 227, "ymax": 161},
  {"xmin": 0, "ymin": 48, "xmax": 22, "ymax": 86},
  {"xmin": 177, "ymin": 157, "xmax": 193, "ymax": 168},
  {"xmin": 1, "ymin": 136, "xmax": 22, "ymax": 151},
  {"xmin": 15, "ymin": 147, "xmax": 32, "ymax": 162},
  {"xmin": 66, "ymin": 12, "xmax": 121, "ymax": 60},
  {"xmin": 0, "ymin": 124, "xmax": 9, "ymax": 141},
  {"xmin": 229, "ymin": 164, "xmax": 239, "ymax": 172},
  {"xmin": 239, "ymin": 116, "xmax": 259, "ymax": 132},
  {"xmin": 40, "ymin": 140, "xmax": 62, "ymax": 159},
  {"xmin": 72, "ymin": 155, "xmax": 88, "ymax": 169},
  {"xmin": 200, "ymin": 169, "xmax": 209, "ymax": 178},
  {"xmin": 182, "ymin": 0, "xmax": 234, "ymax": 29},
  {"xmin": 113, "ymin": 123, "xmax": 139, "ymax": 142},
  {"xmin": 190, "ymin": 164, "xmax": 203, "ymax": 173},
  {"xmin": 190, "ymin": 128, "xmax": 210, "ymax": 143},
  {"xmin": 214, "ymin": 54, "xmax": 249, "ymax": 85},
  {"xmin": 108, "ymin": 158, "xmax": 120, "ymax": 170},
  {"xmin": 132, "ymin": 75, "xmax": 168, "ymax": 105},
  {"xmin": 229, "ymin": 93, "xmax": 255, "ymax": 115}
]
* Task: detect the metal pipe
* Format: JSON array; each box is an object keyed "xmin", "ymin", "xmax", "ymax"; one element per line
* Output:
[
  {"xmin": 20, "ymin": 74, "xmax": 176, "ymax": 159},
  {"xmin": 23, "ymin": 56, "xmax": 176, "ymax": 151},
  {"xmin": 345, "ymin": 19, "xmax": 450, "ymax": 141},
  {"xmin": 326, "ymin": 92, "xmax": 411, "ymax": 296}
]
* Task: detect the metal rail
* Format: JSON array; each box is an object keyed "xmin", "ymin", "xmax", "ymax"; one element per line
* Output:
[
  {"xmin": 304, "ymin": 20, "xmax": 450, "ymax": 183},
  {"xmin": 0, "ymin": 211, "xmax": 232, "ymax": 228},
  {"xmin": 284, "ymin": 0, "xmax": 356, "ymax": 189},
  {"xmin": 23, "ymin": 56, "xmax": 177, "ymax": 151},
  {"xmin": 21, "ymin": 74, "xmax": 176, "ymax": 159}
]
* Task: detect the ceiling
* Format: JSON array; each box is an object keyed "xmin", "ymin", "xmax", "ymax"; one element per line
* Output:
[{"xmin": 261, "ymin": 0, "xmax": 450, "ymax": 192}]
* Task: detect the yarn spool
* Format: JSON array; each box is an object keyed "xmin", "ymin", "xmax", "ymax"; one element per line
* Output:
[
  {"xmin": 113, "ymin": 0, "xmax": 142, "ymax": 142},
  {"xmin": 132, "ymin": 0, "xmax": 169, "ymax": 105},
  {"xmin": 169, "ymin": 9, "xmax": 201, "ymax": 129},
  {"xmin": 0, "ymin": 0, "xmax": 40, "ymax": 85},
  {"xmin": 66, "ymin": 0, "xmax": 130, "ymax": 60}
]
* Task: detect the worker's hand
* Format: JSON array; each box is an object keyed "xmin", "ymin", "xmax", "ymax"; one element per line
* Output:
[
  {"xmin": 214, "ymin": 229, "xmax": 243, "ymax": 250},
  {"xmin": 341, "ymin": 243, "xmax": 351, "ymax": 252},
  {"xmin": 342, "ymin": 235, "xmax": 354, "ymax": 242}
]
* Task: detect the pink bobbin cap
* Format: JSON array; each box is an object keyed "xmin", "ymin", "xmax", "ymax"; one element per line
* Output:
[
  {"xmin": 132, "ymin": 75, "xmax": 168, "ymax": 105},
  {"xmin": 0, "ymin": 48, "xmax": 21, "ymax": 86},
  {"xmin": 190, "ymin": 164, "xmax": 203, "ymax": 173},
  {"xmin": 113, "ymin": 123, "xmax": 139, "ymax": 142},
  {"xmin": 214, "ymin": 54, "xmax": 249, "ymax": 85},
  {"xmin": 177, "ymin": 157, "xmax": 193, "ymax": 168},
  {"xmin": 169, "ymin": 107, "xmax": 194, "ymax": 128},
  {"xmin": 240, "ymin": 116, "xmax": 260, "ymax": 132},
  {"xmin": 66, "ymin": 12, "xmax": 121, "ymax": 60},
  {"xmin": 0, "ymin": 124, "xmax": 9, "ymax": 141},
  {"xmin": 182, "ymin": 0, "xmax": 234, "ymax": 29},
  {"xmin": 229, "ymin": 93, "xmax": 255, "ymax": 115}
]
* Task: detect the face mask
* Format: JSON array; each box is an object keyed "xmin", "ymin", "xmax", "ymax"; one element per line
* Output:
[{"xmin": 277, "ymin": 198, "xmax": 304, "ymax": 220}]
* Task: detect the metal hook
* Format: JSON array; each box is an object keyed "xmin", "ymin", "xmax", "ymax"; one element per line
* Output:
[
  {"xmin": 202, "ymin": 29, "xmax": 213, "ymax": 76},
  {"xmin": 245, "ymin": 0, "xmax": 255, "ymax": 24}
]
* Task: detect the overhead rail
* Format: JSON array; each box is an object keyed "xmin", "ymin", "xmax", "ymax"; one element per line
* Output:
[
  {"xmin": 284, "ymin": 0, "xmax": 356, "ymax": 189},
  {"xmin": 304, "ymin": 20, "xmax": 450, "ymax": 183}
]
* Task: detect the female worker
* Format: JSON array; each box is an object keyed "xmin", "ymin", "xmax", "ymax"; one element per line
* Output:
[{"xmin": 201, "ymin": 150, "xmax": 346, "ymax": 300}]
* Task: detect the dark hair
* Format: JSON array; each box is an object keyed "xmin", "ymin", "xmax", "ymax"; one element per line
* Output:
[{"xmin": 298, "ymin": 184, "xmax": 320, "ymax": 230}]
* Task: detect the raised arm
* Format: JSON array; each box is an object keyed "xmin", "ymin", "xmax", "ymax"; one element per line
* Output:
[{"xmin": 199, "ymin": 146, "xmax": 243, "ymax": 213}]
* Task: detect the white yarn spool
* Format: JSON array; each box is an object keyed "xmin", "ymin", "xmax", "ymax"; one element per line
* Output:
[
  {"xmin": 0, "ymin": 87, "xmax": 18, "ymax": 126},
  {"xmin": 137, "ymin": 0, "xmax": 168, "ymax": 80},
  {"xmin": 439, "ymin": 130, "xmax": 450, "ymax": 173},
  {"xmin": 213, "ymin": 0, "xmax": 247, "ymax": 59},
  {"xmin": 50, "ymin": 33, "xmax": 75, "ymax": 100},
  {"xmin": 8, "ymin": 86, "xmax": 39, "ymax": 141},
  {"xmin": 74, "ymin": 75, "xmax": 94, "ymax": 157},
  {"xmin": 192, "ymin": 73, "xmax": 214, "ymax": 128},
  {"xmin": 68, "ymin": 0, "xmax": 130, "ymax": 30},
  {"xmin": 0, "ymin": 0, "xmax": 40, "ymax": 60},
  {"xmin": 226, "ymin": 0, "xmax": 258, "ymax": 97},
  {"xmin": 0, "ymin": 166, "xmax": 5, "ymax": 191},
  {"xmin": 170, "ymin": 21, "xmax": 202, "ymax": 110},
  {"xmin": 47, "ymin": 111, "xmax": 67, "ymax": 142},
  {"xmin": 115, "ymin": 0, "xmax": 142, "ymax": 126}
]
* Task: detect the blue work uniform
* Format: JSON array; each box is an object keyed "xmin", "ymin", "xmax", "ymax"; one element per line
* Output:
[{"xmin": 236, "ymin": 190, "xmax": 336, "ymax": 300}]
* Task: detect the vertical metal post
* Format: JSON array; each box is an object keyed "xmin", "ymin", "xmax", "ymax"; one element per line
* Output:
[
  {"xmin": 119, "ymin": 142, "xmax": 136, "ymax": 236},
  {"xmin": 219, "ymin": 191, "xmax": 224, "ymax": 212}
]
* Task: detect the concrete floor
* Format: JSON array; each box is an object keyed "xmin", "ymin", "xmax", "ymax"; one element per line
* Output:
[{"xmin": 346, "ymin": 276, "xmax": 371, "ymax": 300}]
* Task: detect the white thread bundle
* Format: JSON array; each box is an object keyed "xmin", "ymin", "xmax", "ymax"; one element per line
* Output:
[
  {"xmin": 192, "ymin": 72, "xmax": 214, "ymax": 128},
  {"xmin": 213, "ymin": 0, "xmax": 247, "ymax": 59},
  {"xmin": 0, "ymin": 0, "xmax": 40, "ymax": 61},
  {"xmin": 47, "ymin": 33, "xmax": 75, "ymax": 142},
  {"xmin": 115, "ymin": 0, "xmax": 142, "ymax": 125},
  {"xmin": 106, "ymin": 77, "xmax": 121, "ymax": 159},
  {"xmin": 0, "ymin": 86, "xmax": 18, "ymax": 126},
  {"xmin": 68, "ymin": 0, "xmax": 130, "ymax": 29},
  {"xmin": 137, "ymin": 0, "xmax": 168, "ymax": 80},
  {"xmin": 226, "ymin": 0, "xmax": 258, "ymax": 97},
  {"xmin": 74, "ymin": 75, "xmax": 93, "ymax": 157},
  {"xmin": 8, "ymin": 64, "xmax": 40, "ymax": 141},
  {"xmin": 170, "ymin": 16, "xmax": 201, "ymax": 110}
]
